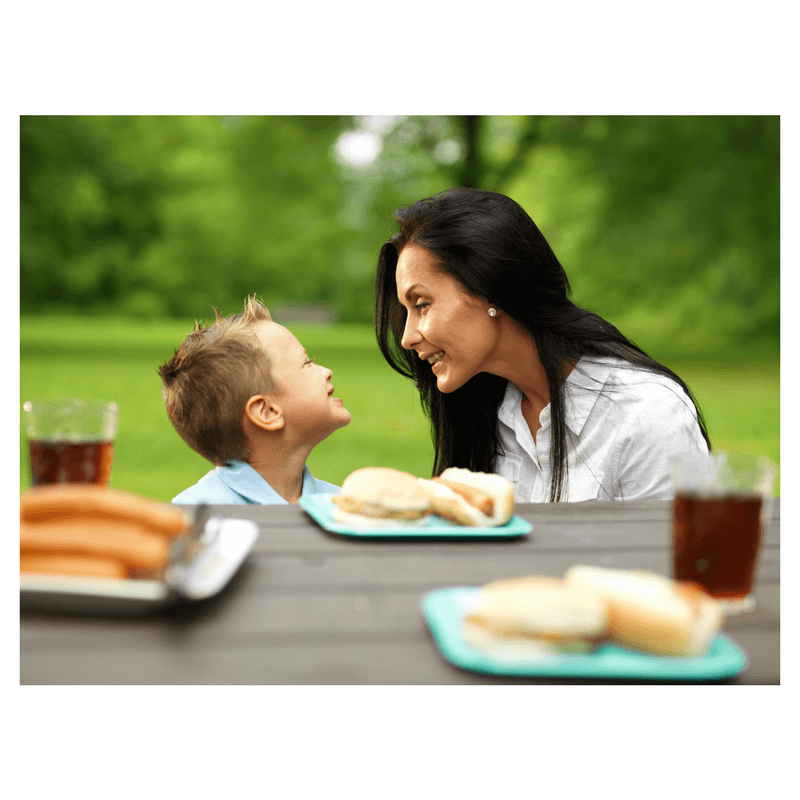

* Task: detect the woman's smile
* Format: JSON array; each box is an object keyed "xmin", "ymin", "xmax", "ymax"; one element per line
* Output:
[{"xmin": 395, "ymin": 244, "xmax": 503, "ymax": 393}]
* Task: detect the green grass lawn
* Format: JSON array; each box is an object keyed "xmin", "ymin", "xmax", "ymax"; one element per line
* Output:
[{"xmin": 19, "ymin": 316, "xmax": 780, "ymax": 500}]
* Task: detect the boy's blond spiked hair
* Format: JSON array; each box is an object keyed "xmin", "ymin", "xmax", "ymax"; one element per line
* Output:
[{"xmin": 158, "ymin": 295, "xmax": 277, "ymax": 465}]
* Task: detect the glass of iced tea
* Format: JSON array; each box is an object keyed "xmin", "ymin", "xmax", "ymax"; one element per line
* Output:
[
  {"xmin": 23, "ymin": 399, "xmax": 119, "ymax": 487},
  {"xmin": 672, "ymin": 451, "xmax": 776, "ymax": 615}
]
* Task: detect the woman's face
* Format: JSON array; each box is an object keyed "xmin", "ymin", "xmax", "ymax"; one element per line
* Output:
[{"xmin": 395, "ymin": 244, "xmax": 501, "ymax": 394}]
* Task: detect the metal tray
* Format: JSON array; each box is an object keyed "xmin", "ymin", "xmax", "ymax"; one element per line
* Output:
[{"xmin": 20, "ymin": 516, "xmax": 259, "ymax": 614}]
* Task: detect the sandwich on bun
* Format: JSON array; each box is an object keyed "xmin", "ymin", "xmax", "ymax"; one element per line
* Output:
[
  {"xmin": 331, "ymin": 467, "xmax": 431, "ymax": 527},
  {"xmin": 461, "ymin": 576, "xmax": 610, "ymax": 660},
  {"xmin": 563, "ymin": 565, "xmax": 724, "ymax": 657},
  {"xmin": 420, "ymin": 468, "xmax": 515, "ymax": 527}
]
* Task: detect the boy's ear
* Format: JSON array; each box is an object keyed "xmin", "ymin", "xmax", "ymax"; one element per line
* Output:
[{"xmin": 244, "ymin": 395, "xmax": 284, "ymax": 432}]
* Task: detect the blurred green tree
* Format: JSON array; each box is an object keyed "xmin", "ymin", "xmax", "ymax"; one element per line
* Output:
[
  {"xmin": 20, "ymin": 115, "xmax": 349, "ymax": 317},
  {"xmin": 20, "ymin": 115, "xmax": 779, "ymax": 353},
  {"xmin": 498, "ymin": 116, "xmax": 780, "ymax": 351}
]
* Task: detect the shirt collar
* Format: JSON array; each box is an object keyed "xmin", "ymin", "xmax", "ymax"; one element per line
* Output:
[
  {"xmin": 216, "ymin": 460, "xmax": 318, "ymax": 504},
  {"xmin": 497, "ymin": 357, "xmax": 615, "ymax": 437},
  {"xmin": 562, "ymin": 358, "xmax": 615, "ymax": 436},
  {"xmin": 497, "ymin": 381, "xmax": 524, "ymax": 428}
]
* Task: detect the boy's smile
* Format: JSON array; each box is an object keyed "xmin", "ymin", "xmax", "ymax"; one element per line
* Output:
[{"xmin": 253, "ymin": 321, "xmax": 351, "ymax": 439}]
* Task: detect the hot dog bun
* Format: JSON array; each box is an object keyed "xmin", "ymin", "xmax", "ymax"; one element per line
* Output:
[
  {"xmin": 19, "ymin": 486, "xmax": 188, "ymax": 580},
  {"xmin": 20, "ymin": 518, "xmax": 170, "ymax": 571},
  {"xmin": 20, "ymin": 484, "xmax": 189, "ymax": 536},
  {"xmin": 563, "ymin": 565, "xmax": 724, "ymax": 657},
  {"xmin": 421, "ymin": 468, "xmax": 515, "ymax": 526},
  {"xmin": 20, "ymin": 552, "xmax": 128, "ymax": 579},
  {"xmin": 331, "ymin": 467, "xmax": 432, "ymax": 526},
  {"xmin": 462, "ymin": 576, "xmax": 609, "ymax": 659}
]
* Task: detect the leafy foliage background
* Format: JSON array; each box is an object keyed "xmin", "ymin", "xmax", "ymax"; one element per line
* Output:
[{"xmin": 20, "ymin": 115, "xmax": 779, "ymax": 356}]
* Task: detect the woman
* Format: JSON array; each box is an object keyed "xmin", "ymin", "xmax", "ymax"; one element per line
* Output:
[{"xmin": 375, "ymin": 187, "xmax": 710, "ymax": 502}]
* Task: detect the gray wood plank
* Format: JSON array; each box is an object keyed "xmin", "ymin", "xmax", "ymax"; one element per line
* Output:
[
  {"xmin": 196, "ymin": 500, "xmax": 779, "ymax": 553},
  {"xmin": 239, "ymin": 548, "xmax": 779, "ymax": 591},
  {"xmin": 21, "ymin": 583, "xmax": 778, "ymax": 657},
  {"xmin": 21, "ymin": 633, "xmax": 776, "ymax": 685}
]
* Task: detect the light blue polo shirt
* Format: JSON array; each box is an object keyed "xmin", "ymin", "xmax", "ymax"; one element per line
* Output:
[{"xmin": 172, "ymin": 460, "xmax": 340, "ymax": 505}]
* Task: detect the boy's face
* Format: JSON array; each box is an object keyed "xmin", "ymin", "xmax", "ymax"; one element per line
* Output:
[{"xmin": 253, "ymin": 321, "xmax": 351, "ymax": 441}]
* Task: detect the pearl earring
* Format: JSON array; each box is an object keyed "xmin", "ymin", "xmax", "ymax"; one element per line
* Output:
[{"xmin": 488, "ymin": 308, "xmax": 497, "ymax": 317}]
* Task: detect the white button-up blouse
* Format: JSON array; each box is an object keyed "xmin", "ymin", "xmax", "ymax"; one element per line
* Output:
[{"xmin": 494, "ymin": 357, "xmax": 709, "ymax": 502}]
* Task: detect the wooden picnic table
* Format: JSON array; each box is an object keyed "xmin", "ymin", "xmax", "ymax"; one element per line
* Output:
[{"xmin": 19, "ymin": 498, "xmax": 780, "ymax": 684}]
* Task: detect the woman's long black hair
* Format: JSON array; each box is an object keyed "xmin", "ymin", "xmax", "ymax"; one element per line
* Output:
[{"xmin": 375, "ymin": 188, "xmax": 710, "ymax": 502}]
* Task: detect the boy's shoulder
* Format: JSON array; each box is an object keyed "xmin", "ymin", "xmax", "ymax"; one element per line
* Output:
[
  {"xmin": 172, "ymin": 466, "xmax": 247, "ymax": 505},
  {"xmin": 171, "ymin": 461, "xmax": 341, "ymax": 505}
]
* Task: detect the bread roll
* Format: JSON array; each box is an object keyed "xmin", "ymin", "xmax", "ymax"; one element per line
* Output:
[
  {"xmin": 563, "ymin": 565, "xmax": 724, "ymax": 657},
  {"xmin": 462, "ymin": 576, "xmax": 609, "ymax": 659},
  {"xmin": 331, "ymin": 467, "xmax": 432, "ymax": 525}
]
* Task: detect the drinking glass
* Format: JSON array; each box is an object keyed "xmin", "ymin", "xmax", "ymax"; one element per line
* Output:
[
  {"xmin": 672, "ymin": 450, "xmax": 776, "ymax": 614},
  {"xmin": 23, "ymin": 399, "xmax": 119, "ymax": 486}
]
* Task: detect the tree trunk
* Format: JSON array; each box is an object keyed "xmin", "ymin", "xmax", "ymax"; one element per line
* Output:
[{"xmin": 460, "ymin": 115, "xmax": 481, "ymax": 188}]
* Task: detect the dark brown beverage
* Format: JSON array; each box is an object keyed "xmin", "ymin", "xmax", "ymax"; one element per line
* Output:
[
  {"xmin": 29, "ymin": 440, "xmax": 114, "ymax": 486},
  {"xmin": 672, "ymin": 493, "xmax": 763, "ymax": 599}
]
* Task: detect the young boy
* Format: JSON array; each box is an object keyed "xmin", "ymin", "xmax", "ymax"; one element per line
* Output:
[{"xmin": 158, "ymin": 296, "xmax": 351, "ymax": 504}]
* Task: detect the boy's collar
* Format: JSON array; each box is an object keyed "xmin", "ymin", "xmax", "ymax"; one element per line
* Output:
[{"xmin": 217, "ymin": 460, "xmax": 317, "ymax": 504}]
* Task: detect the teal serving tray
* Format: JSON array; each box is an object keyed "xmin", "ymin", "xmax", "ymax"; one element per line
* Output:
[
  {"xmin": 299, "ymin": 494, "xmax": 532, "ymax": 539},
  {"xmin": 421, "ymin": 587, "xmax": 749, "ymax": 681}
]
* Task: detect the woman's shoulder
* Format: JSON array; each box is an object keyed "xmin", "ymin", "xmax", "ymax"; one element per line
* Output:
[
  {"xmin": 578, "ymin": 355, "xmax": 682, "ymax": 387},
  {"xmin": 573, "ymin": 356, "xmax": 693, "ymax": 412}
]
